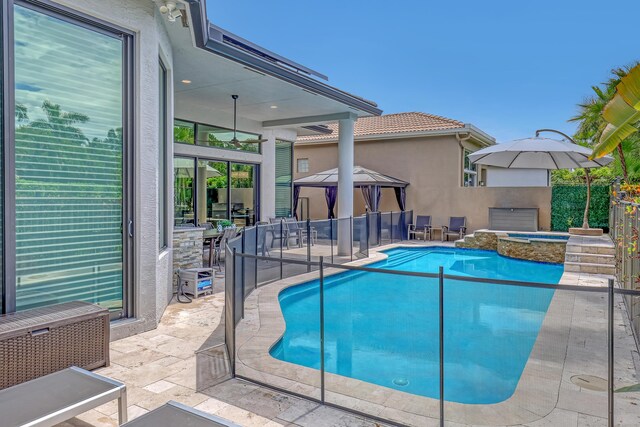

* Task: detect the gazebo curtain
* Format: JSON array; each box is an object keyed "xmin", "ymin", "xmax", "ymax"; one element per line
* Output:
[
  {"xmin": 325, "ymin": 187, "xmax": 337, "ymax": 219},
  {"xmin": 394, "ymin": 187, "xmax": 406, "ymax": 211},
  {"xmin": 292, "ymin": 185, "xmax": 301, "ymax": 219},
  {"xmin": 361, "ymin": 185, "xmax": 381, "ymax": 212}
]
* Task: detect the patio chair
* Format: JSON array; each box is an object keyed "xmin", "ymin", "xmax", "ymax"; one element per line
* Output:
[
  {"xmin": 269, "ymin": 217, "xmax": 288, "ymax": 249},
  {"xmin": 408, "ymin": 215, "xmax": 432, "ymax": 241},
  {"xmin": 284, "ymin": 217, "xmax": 304, "ymax": 248},
  {"xmin": 442, "ymin": 216, "xmax": 467, "ymax": 242}
]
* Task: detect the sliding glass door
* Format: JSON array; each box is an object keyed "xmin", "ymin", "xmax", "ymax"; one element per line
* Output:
[
  {"xmin": 9, "ymin": 2, "xmax": 131, "ymax": 315},
  {"xmin": 198, "ymin": 160, "xmax": 227, "ymax": 224}
]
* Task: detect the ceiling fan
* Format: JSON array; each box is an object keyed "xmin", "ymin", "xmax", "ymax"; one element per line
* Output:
[{"xmin": 229, "ymin": 94, "xmax": 268, "ymax": 148}]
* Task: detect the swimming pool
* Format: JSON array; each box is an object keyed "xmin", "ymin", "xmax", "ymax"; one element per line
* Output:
[{"xmin": 270, "ymin": 247, "xmax": 564, "ymax": 404}]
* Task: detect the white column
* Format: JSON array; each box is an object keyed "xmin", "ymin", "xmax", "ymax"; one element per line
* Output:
[
  {"xmin": 337, "ymin": 115, "xmax": 356, "ymax": 256},
  {"xmin": 260, "ymin": 130, "xmax": 276, "ymax": 221}
]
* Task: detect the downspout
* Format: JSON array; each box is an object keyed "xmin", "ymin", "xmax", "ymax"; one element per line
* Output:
[{"xmin": 456, "ymin": 132, "xmax": 472, "ymax": 186}]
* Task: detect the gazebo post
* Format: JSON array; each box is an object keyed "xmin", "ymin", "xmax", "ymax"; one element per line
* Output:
[{"xmin": 337, "ymin": 116, "xmax": 356, "ymax": 256}]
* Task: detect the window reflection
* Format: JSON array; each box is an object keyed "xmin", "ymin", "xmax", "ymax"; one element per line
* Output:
[
  {"xmin": 197, "ymin": 123, "xmax": 260, "ymax": 153},
  {"xmin": 231, "ymin": 163, "xmax": 256, "ymax": 226},
  {"xmin": 13, "ymin": 4, "xmax": 125, "ymax": 311},
  {"xmin": 174, "ymin": 157, "xmax": 195, "ymax": 225},
  {"xmin": 197, "ymin": 160, "xmax": 227, "ymax": 225},
  {"xmin": 174, "ymin": 119, "xmax": 194, "ymax": 144}
]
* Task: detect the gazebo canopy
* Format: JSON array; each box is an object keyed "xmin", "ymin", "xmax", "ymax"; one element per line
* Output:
[
  {"xmin": 294, "ymin": 166, "xmax": 408, "ymax": 188},
  {"xmin": 293, "ymin": 166, "xmax": 409, "ymax": 218}
]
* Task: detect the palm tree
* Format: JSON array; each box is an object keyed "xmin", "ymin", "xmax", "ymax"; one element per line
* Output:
[
  {"xmin": 570, "ymin": 64, "xmax": 639, "ymax": 182},
  {"xmin": 27, "ymin": 100, "xmax": 90, "ymax": 145},
  {"xmin": 591, "ymin": 63, "xmax": 640, "ymax": 160}
]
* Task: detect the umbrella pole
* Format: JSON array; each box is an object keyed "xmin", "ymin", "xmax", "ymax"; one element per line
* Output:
[{"xmin": 582, "ymin": 168, "xmax": 591, "ymax": 229}]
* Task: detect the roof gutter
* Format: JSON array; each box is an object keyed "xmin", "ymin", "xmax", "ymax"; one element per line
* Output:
[{"xmin": 182, "ymin": 0, "xmax": 382, "ymax": 117}]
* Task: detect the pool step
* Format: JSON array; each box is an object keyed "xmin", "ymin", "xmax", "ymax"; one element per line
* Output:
[
  {"xmin": 565, "ymin": 252, "xmax": 615, "ymax": 265},
  {"xmin": 565, "ymin": 244, "xmax": 615, "ymax": 256},
  {"xmin": 564, "ymin": 261, "xmax": 615, "ymax": 276}
]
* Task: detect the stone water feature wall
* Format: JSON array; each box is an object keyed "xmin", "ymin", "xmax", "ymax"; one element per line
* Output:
[
  {"xmin": 456, "ymin": 230, "xmax": 567, "ymax": 264},
  {"xmin": 172, "ymin": 227, "xmax": 205, "ymax": 291},
  {"xmin": 497, "ymin": 237, "xmax": 566, "ymax": 264}
]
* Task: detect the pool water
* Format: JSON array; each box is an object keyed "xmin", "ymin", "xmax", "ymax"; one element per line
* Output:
[{"xmin": 270, "ymin": 247, "xmax": 564, "ymax": 404}]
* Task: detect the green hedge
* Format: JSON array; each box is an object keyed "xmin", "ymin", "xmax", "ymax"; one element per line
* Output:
[{"xmin": 551, "ymin": 184, "xmax": 610, "ymax": 231}]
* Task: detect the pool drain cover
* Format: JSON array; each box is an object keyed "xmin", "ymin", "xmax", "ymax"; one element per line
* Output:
[
  {"xmin": 570, "ymin": 375, "xmax": 607, "ymax": 391},
  {"xmin": 393, "ymin": 377, "xmax": 409, "ymax": 387}
]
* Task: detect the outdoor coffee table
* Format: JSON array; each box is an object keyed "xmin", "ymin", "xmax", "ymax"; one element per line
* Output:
[
  {"xmin": 0, "ymin": 366, "xmax": 127, "ymax": 427},
  {"xmin": 122, "ymin": 400, "xmax": 240, "ymax": 427}
]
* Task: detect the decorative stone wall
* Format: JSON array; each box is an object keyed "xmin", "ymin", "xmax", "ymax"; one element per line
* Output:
[
  {"xmin": 497, "ymin": 237, "xmax": 566, "ymax": 264},
  {"xmin": 172, "ymin": 227, "xmax": 205, "ymax": 291},
  {"xmin": 456, "ymin": 230, "xmax": 501, "ymax": 250}
]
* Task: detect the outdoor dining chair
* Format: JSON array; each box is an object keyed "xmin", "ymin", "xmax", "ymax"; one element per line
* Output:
[
  {"xmin": 442, "ymin": 216, "xmax": 467, "ymax": 241},
  {"xmin": 408, "ymin": 215, "xmax": 432, "ymax": 241}
]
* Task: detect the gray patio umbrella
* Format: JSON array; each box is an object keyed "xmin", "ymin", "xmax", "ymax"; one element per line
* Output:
[
  {"xmin": 467, "ymin": 137, "xmax": 613, "ymax": 169},
  {"xmin": 469, "ymin": 135, "xmax": 614, "ymax": 230}
]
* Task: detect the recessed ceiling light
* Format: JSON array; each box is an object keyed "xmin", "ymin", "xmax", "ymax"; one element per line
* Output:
[
  {"xmin": 181, "ymin": 79, "xmax": 191, "ymax": 84},
  {"xmin": 270, "ymin": 105, "xmax": 278, "ymax": 109}
]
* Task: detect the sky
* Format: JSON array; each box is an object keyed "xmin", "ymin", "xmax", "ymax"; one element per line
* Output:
[{"xmin": 207, "ymin": 1, "xmax": 640, "ymax": 143}]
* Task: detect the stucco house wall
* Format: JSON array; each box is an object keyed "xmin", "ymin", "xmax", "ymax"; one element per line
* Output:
[{"xmin": 294, "ymin": 135, "xmax": 552, "ymax": 232}]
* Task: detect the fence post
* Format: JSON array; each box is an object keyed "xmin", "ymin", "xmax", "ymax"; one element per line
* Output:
[
  {"xmin": 439, "ymin": 266, "xmax": 444, "ymax": 426},
  {"xmin": 349, "ymin": 215, "xmax": 353, "ymax": 262},
  {"xmin": 608, "ymin": 277, "xmax": 614, "ymax": 427},
  {"xmin": 330, "ymin": 219, "xmax": 334, "ymax": 264},
  {"xmin": 365, "ymin": 212, "xmax": 370, "ymax": 257},
  {"xmin": 255, "ymin": 225, "xmax": 259, "ymax": 289},
  {"xmin": 280, "ymin": 219, "xmax": 284, "ymax": 280},
  {"xmin": 390, "ymin": 211, "xmax": 394, "ymax": 242},
  {"xmin": 307, "ymin": 219, "xmax": 311, "ymax": 272},
  {"xmin": 319, "ymin": 256, "xmax": 325, "ymax": 404},
  {"xmin": 231, "ymin": 248, "xmax": 237, "ymax": 377},
  {"xmin": 241, "ymin": 231, "xmax": 246, "ymax": 319},
  {"xmin": 377, "ymin": 211, "xmax": 382, "ymax": 245}
]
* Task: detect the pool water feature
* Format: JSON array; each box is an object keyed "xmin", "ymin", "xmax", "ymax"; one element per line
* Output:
[
  {"xmin": 270, "ymin": 247, "xmax": 564, "ymax": 404},
  {"xmin": 507, "ymin": 233, "xmax": 569, "ymax": 241}
]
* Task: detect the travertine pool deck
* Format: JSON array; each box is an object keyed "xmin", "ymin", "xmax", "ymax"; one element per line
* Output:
[
  {"xmin": 235, "ymin": 241, "xmax": 640, "ymax": 426},
  {"xmin": 56, "ymin": 240, "xmax": 640, "ymax": 426}
]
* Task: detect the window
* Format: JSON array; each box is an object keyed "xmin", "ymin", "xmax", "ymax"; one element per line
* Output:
[
  {"xmin": 158, "ymin": 60, "xmax": 168, "ymax": 249},
  {"xmin": 297, "ymin": 158, "xmax": 309, "ymax": 173},
  {"xmin": 197, "ymin": 160, "xmax": 227, "ymax": 224},
  {"xmin": 174, "ymin": 119, "xmax": 194, "ymax": 145},
  {"xmin": 174, "ymin": 157, "xmax": 195, "ymax": 225},
  {"xmin": 463, "ymin": 149, "xmax": 477, "ymax": 187},
  {"xmin": 173, "ymin": 157, "xmax": 258, "ymax": 228},
  {"xmin": 11, "ymin": 3, "xmax": 131, "ymax": 313},
  {"xmin": 197, "ymin": 123, "xmax": 260, "ymax": 153},
  {"xmin": 275, "ymin": 141, "xmax": 293, "ymax": 217},
  {"xmin": 230, "ymin": 163, "xmax": 256, "ymax": 226}
]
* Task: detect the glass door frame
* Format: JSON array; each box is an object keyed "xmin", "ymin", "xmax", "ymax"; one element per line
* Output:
[{"xmin": 1, "ymin": 0, "xmax": 135, "ymax": 317}]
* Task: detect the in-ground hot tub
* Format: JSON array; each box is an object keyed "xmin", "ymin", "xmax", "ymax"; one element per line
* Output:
[{"xmin": 457, "ymin": 230, "xmax": 570, "ymax": 264}]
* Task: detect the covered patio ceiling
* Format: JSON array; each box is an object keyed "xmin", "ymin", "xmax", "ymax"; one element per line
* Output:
[{"xmin": 164, "ymin": 2, "xmax": 381, "ymax": 131}]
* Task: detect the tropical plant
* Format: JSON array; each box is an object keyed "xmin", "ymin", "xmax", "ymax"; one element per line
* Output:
[
  {"xmin": 570, "ymin": 63, "xmax": 640, "ymax": 182},
  {"xmin": 591, "ymin": 63, "xmax": 640, "ymax": 160},
  {"xmin": 28, "ymin": 100, "xmax": 90, "ymax": 145}
]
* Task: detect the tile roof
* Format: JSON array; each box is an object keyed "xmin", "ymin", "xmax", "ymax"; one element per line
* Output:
[{"xmin": 296, "ymin": 112, "xmax": 465, "ymax": 142}]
